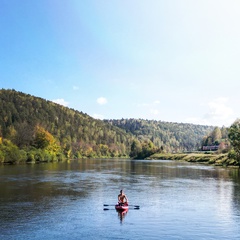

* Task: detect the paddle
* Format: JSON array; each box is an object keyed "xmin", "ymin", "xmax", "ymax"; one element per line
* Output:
[
  {"xmin": 103, "ymin": 204, "xmax": 140, "ymax": 208},
  {"xmin": 103, "ymin": 207, "xmax": 139, "ymax": 211},
  {"xmin": 129, "ymin": 205, "xmax": 140, "ymax": 208}
]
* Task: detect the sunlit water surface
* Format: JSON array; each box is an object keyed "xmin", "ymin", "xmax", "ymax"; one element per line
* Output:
[{"xmin": 0, "ymin": 159, "xmax": 240, "ymax": 239}]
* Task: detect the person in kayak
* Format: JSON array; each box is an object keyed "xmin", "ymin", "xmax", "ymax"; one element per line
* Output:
[{"xmin": 118, "ymin": 190, "xmax": 128, "ymax": 206}]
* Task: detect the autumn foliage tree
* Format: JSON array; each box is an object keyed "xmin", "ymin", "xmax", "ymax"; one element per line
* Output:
[
  {"xmin": 34, "ymin": 125, "xmax": 61, "ymax": 150},
  {"xmin": 34, "ymin": 126, "xmax": 55, "ymax": 149}
]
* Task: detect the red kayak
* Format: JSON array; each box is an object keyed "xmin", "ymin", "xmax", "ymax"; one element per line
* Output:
[{"xmin": 115, "ymin": 203, "xmax": 129, "ymax": 211}]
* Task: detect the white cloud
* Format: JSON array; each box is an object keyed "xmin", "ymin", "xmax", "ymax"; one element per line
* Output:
[
  {"xmin": 52, "ymin": 98, "xmax": 69, "ymax": 107},
  {"xmin": 186, "ymin": 97, "xmax": 234, "ymax": 126},
  {"xmin": 137, "ymin": 100, "xmax": 160, "ymax": 108},
  {"xmin": 206, "ymin": 97, "xmax": 233, "ymax": 118},
  {"xmin": 92, "ymin": 113, "xmax": 104, "ymax": 119},
  {"xmin": 136, "ymin": 100, "xmax": 161, "ymax": 117},
  {"xmin": 97, "ymin": 97, "xmax": 107, "ymax": 105}
]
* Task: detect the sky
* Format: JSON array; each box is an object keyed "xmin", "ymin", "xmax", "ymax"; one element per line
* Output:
[{"xmin": 1, "ymin": 0, "xmax": 240, "ymax": 127}]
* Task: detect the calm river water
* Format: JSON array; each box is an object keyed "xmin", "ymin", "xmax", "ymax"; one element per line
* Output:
[{"xmin": 0, "ymin": 159, "xmax": 240, "ymax": 240}]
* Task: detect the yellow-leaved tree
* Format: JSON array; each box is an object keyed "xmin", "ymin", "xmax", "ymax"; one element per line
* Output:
[{"xmin": 33, "ymin": 125, "xmax": 62, "ymax": 161}]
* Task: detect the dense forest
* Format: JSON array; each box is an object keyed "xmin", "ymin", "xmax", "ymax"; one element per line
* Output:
[
  {"xmin": 105, "ymin": 119, "xmax": 214, "ymax": 153},
  {"xmin": 0, "ymin": 89, "xmax": 135, "ymax": 163},
  {"xmin": 0, "ymin": 89, "xmax": 215, "ymax": 163}
]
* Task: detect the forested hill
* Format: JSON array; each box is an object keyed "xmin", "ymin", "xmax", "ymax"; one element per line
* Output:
[
  {"xmin": 0, "ymin": 89, "xmax": 135, "ymax": 161},
  {"xmin": 105, "ymin": 119, "xmax": 215, "ymax": 152},
  {"xmin": 0, "ymin": 89, "xmax": 214, "ymax": 163}
]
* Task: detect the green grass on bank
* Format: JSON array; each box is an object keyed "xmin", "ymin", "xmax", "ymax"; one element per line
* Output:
[{"xmin": 148, "ymin": 152, "xmax": 239, "ymax": 167}]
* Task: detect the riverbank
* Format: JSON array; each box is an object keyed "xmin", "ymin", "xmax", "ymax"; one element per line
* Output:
[{"xmin": 148, "ymin": 152, "xmax": 239, "ymax": 168}]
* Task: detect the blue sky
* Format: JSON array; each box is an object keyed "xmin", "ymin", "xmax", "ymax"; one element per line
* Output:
[{"xmin": 1, "ymin": 0, "xmax": 240, "ymax": 127}]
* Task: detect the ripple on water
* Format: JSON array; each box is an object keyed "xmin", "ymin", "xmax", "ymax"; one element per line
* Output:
[{"xmin": 0, "ymin": 159, "xmax": 240, "ymax": 240}]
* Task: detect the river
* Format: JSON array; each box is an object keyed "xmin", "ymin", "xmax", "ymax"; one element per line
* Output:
[{"xmin": 0, "ymin": 159, "xmax": 240, "ymax": 239}]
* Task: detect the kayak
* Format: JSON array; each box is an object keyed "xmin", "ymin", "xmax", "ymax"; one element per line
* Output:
[{"xmin": 115, "ymin": 203, "xmax": 129, "ymax": 211}]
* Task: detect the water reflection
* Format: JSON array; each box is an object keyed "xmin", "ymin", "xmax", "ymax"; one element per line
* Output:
[
  {"xmin": 116, "ymin": 209, "xmax": 128, "ymax": 224},
  {"xmin": 229, "ymin": 169, "xmax": 240, "ymax": 216}
]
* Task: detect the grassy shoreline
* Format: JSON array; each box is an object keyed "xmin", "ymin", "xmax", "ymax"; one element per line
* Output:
[{"xmin": 148, "ymin": 152, "xmax": 239, "ymax": 168}]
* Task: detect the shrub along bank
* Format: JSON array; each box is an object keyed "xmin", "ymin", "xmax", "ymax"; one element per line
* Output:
[{"xmin": 148, "ymin": 152, "xmax": 239, "ymax": 168}]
